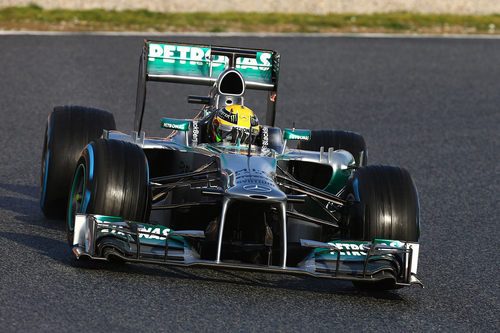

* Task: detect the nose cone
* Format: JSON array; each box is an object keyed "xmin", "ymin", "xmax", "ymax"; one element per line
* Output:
[{"xmin": 220, "ymin": 153, "xmax": 286, "ymax": 202}]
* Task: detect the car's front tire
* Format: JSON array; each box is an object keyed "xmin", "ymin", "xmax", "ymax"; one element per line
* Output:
[
  {"xmin": 344, "ymin": 165, "xmax": 420, "ymax": 290},
  {"xmin": 67, "ymin": 139, "xmax": 150, "ymax": 246},
  {"xmin": 346, "ymin": 165, "xmax": 420, "ymax": 242}
]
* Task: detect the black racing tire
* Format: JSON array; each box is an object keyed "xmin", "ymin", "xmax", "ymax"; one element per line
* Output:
[
  {"xmin": 297, "ymin": 130, "xmax": 367, "ymax": 166},
  {"xmin": 345, "ymin": 165, "xmax": 420, "ymax": 242},
  {"xmin": 66, "ymin": 139, "xmax": 150, "ymax": 246},
  {"xmin": 40, "ymin": 106, "xmax": 116, "ymax": 219},
  {"xmin": 345, "ymin": 165, "xmax": 420, "ymax": 291}
]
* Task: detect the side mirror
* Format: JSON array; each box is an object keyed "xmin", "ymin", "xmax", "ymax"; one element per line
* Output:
[
  {"xmin": 161, "ymin": 118, "xmax": 190, "ymax": 131},
  {"xmin": 281, "ymin": 128, "xmax": 311, "ymax": 154}
]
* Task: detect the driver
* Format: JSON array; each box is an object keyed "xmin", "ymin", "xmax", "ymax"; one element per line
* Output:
[{"xmin": 209, "ymin": 105, "xmax": 260, "ymax": 144}]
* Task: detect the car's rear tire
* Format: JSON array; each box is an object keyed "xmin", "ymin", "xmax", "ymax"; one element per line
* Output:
[
  {"xmin": 40, "ymin": 106, "xmax": 116, "ymax": 219},
  {"xmin": 345, "ymin": 165, "xmax": 420, "ymax": 290},
  {"xmin": 66, "ymin": 139, "xmax": 150, "ymax": 245},
  {"xmin": 297, "ymin": 130, "xmax": 367, "ymax": 166}
]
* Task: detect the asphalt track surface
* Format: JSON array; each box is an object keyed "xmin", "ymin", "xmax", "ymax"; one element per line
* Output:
[{"xmin": 0, "ymin": 34, "xmax": 498, "ymax": 332}]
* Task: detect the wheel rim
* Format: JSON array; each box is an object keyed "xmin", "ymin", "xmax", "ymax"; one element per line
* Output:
[
  {"xmin": 68, "ymin": 164, "xmax": 86, "ymax": 232},
  {"xmin": 40, "ymin": 127, "xmax": 49, "ymax": 208}
]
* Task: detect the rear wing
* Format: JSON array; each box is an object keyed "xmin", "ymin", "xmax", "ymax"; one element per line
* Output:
[{"xmin": 135, "ymin": 40, "xmax": 280, "ymax": 132}]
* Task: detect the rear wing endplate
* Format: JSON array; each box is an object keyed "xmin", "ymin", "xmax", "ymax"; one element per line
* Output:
[{"xmin": 135, "ymin": 40, "xmax": 280, "ymax": 132}]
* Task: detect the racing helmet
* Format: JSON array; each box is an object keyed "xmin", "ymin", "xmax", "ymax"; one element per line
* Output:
[{"xmin": 210, "ymin": 105, "xmax": 260, "ymax": 144}]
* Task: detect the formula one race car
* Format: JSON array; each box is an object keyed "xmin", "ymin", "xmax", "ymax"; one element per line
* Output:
[{"xmin": 40, "ymin": 41, "xmax": 422, "ymax": 290}]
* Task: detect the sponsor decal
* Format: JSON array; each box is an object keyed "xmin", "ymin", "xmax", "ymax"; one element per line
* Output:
[
  {"xmin": 327, "ymin": 242, "xmax": 367, "ymax": 256},
  {"xmin": 287, "ymin": 133, "xmax": 309, "ymax": 140},
  {"xmin": 149, "ymin": 44, "xmax": 207, "ymax": 65},
  {"xmin": 243, "ymin": 184, "xmax": 272, "ymax": 193},
  {"xmin": 283, "ymin": 128, "xmax": 311, "ymax": 141},
  {"xmin": 261, "ymin": 126, "xmax": 269, "ymax": 153},
  {"xmin": 138, "ymin": 226, "xmax": 170, "ymax": 240},
  {"xmin": 100, "ymin": 225, "xmax": 171, "ymax": 240},
  {"xmin": 161, "ymin": 118, "xmax": 190, "ymax": 131},
  {"xmin": 192, "ymin": 120, "xmax": 199, "ymax": 145},
  {"xmin": 235, "ymin": 168, "xmax": 274, "ymax": 186},
  {"xmin": 324, "ymin": 240, "xmax": 405, "ymax": 257},
  {"xmin": 148, "ymin": 43, "xmax": 271, "ymax": 71},
  {"xmin": 163, "ymin": 123, "xmax": 186, "ymax": 130}
]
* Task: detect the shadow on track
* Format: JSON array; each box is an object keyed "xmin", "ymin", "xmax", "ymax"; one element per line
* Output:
[
  {"xmin": 0, "ymin": 183, "xmax": 66, "ymax": 231},
  {"xmin": 0, "ymin": 195, "xmax": 62, "ymax": 231},
  {"xmin": 0, "ymin": 183, "xmax": 39, "ymax": 198},
  {"xmin": 0, "ymin": 232, "xmax": 69, "ymax": 261},
  {"xmin": 69, "ymin": 255, "xmax": 407, "ymax": 301}
]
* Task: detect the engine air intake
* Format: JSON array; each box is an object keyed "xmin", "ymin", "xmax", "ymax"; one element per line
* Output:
[{"xmin": 218, "ymin": 70, "xmax": 245, "ymax": 96}]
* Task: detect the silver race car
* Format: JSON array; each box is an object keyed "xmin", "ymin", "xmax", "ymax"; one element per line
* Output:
[{"xmin": 40, "ymin": 41, "xmax": 422, "ymax": 290}]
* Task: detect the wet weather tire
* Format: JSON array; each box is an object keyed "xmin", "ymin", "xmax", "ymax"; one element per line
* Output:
[
  {"xmin": 40, "ymin": 106, "xmax": 116, "ymax": 219},
  {"xmin": 67, "ymin": 139, "xmax": 150, "ymax": 245},
  {"xmin": 297, "ymin": 130, "xmax": 367, "ymax": 166}
]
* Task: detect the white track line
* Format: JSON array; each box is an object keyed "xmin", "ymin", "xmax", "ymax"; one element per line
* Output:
[{"xmin": 0, "ymin": 30, "xmax": 500, "ymax": 39}]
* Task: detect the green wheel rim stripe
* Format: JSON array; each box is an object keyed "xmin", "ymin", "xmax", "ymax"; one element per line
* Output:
[{"xmin": 67, "ymin": 164, "xmax": 86, "ymax": 232}]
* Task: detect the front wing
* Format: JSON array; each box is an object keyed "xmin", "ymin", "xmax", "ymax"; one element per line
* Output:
[{"xmin": 72, "ymin": 214, "xmax": 423, "ymax": 287}]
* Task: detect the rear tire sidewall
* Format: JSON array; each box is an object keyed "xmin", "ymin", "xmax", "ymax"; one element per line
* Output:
[
  {"xmin": 40, "ymin": 106, "xmax": 116, "ymax": 219},
  {"xmin": 297, "ymin": 130, "xmax": 367, "ymax": 166}
]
